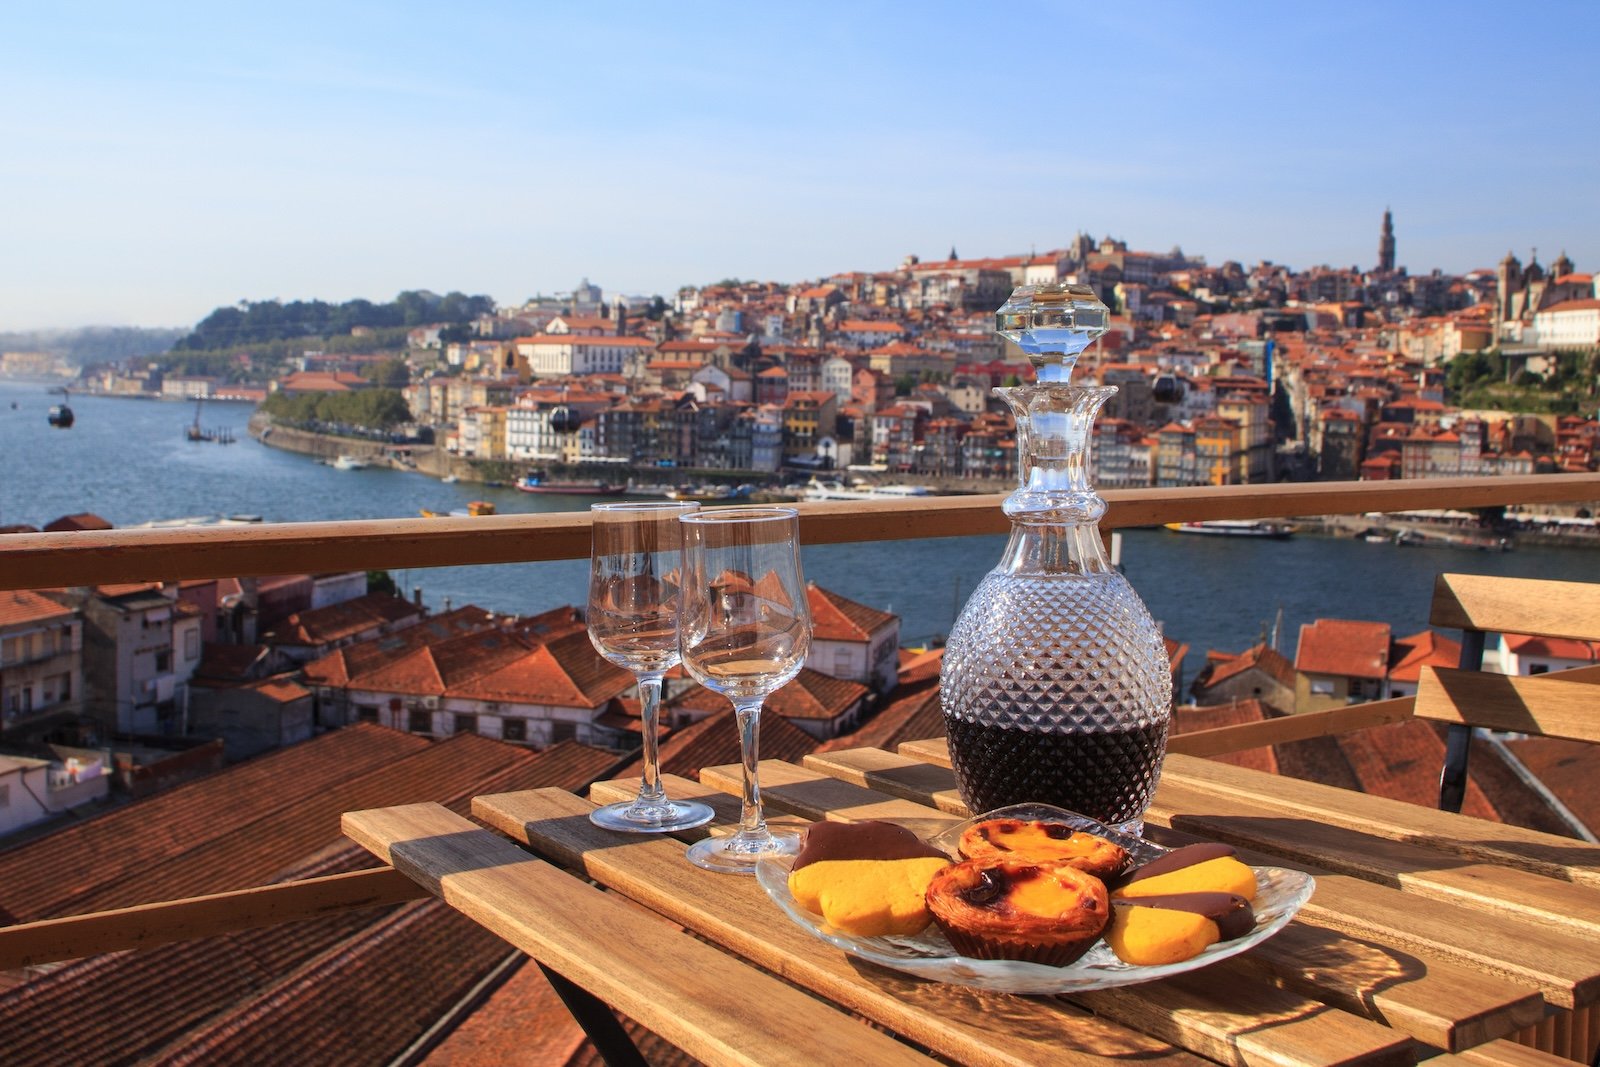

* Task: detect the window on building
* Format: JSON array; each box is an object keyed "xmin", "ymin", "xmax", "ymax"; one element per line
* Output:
[
  {"xmin": 357, "ymin": 705, "xmax": 379, "ymax": 723},
  {"xmin": 551, "ymin": 721, "xmax": 578, "ymax": 743},
  {"xmin": 408, "ymin": 710, "xmax": 432, "ymax": 733},
  {"xmin": 155, "ymin": 651, "xmax": 172, "ymax": 672},
  {"xmin": 185, "ymin": 629, "xmax": 201, "ymax": 661},
  {"xmin": 833, "ymin": 650, "xmax": 852, "ymax": 677},
  {"xmin": 1309, "ymin": 678, "xmax": 1336, "ymax": 695},
  {"xmin": 0, "ymin": 783, "xmax": 8, "ymax": 808},
  {"xmin": 454, "ymin": 714, "xmax": 477, "ymax": 735},
  {"xmin": 54, "ymin": 673, "xmax": 70, "ymax": 701},
  {"xmin": 1, "ymin": 636, "xmax": 20, "ymax": 664},
  {"xmin": 502, "ymin": 718, "xmax": 526, "ymax": 743},
  {"xmin": 1529, "ymin": 663, "xmax": 1550, "ymax": 675}
]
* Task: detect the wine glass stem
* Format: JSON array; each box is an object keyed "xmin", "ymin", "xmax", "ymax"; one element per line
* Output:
[
  {"xmin": 733, "ymin": 698, "xmax": 768, "ymax": 842},
  {"xmin": 634, "ymin": 672, "xmax": 666, "ymax": 806}
]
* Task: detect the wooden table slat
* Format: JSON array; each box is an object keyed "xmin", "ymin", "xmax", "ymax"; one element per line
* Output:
[
  {"xmin": 803, "ymin": 748, "xmax": 1549, "ymax": 1052},
  {"xmin": 478, "ymin": 784, "xmax": 1208, "ymax": 1067},
  {"xmin": 692, "ymin": 761, "xmax": 1414, "ymax": 1067},
  {"xmin": 340, "ymin": 802, "xmax": 938, "ymax": 1067},
  {"xmin": 1156, "ymin": 753, "xmax": 1600, "ymax": 890}
]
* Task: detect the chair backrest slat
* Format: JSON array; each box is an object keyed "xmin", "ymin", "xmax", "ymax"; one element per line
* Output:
[
  {"xmin": 1429, "ymin": 573, "xmax": 1600, "ymax": 640},
  {"xmin": 1414, "ymin": 666, "xmax": 1600, "ymax": 743},
  {"xmin": 1420, "ymin": 573, "xmax": 1600, "ymax": 813}
]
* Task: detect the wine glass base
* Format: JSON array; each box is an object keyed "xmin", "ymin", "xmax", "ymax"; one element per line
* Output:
[
  {"xmin": 686, "ymin": 829, "xmax": 801, "ymax": 874},
  {"xmin": 589, "ymin": 799, "xmax": 716, "ymax": 834}
]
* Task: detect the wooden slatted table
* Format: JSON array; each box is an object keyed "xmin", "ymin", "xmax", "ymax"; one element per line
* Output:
[{"xmin": 344, "ymin": 741, "xmax": 1600, "ymax": 1067}]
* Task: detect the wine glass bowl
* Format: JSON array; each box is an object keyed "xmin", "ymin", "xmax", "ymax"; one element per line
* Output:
[
  {"xmin": 678, "ymin": 507, "xmax": 811, "ymax": 873},
  {"xmin": 586, "ymin": 501, "xmax": 715, "ymax": 834}
]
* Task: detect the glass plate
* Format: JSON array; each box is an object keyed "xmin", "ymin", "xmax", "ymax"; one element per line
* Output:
[{"xmin": 755, "ymin": 803, "xmax": 1314, "ymax": 994}]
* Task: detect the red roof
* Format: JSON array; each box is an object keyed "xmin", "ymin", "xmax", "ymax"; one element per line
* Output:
[
  {"xmin": 807, "ymin": 583, "xmax": 896, "ymax": 642},
  {"xmin": 1387, "ymin": 630, "xmax": 1462, "ymax": 683},
  {"xmin": 0, "ymin": 589, "xmax": 73, "ymax": 628},
  {"xmin": 42, "ymin": 512, "xmax": 113, "ymax": 532},
  {"xmin": 1503, "ymin": 633, "xmax": 1600, "ymax": 663},
  {"xmin": 1294, "ymin": 619, "xmax": 1392, "ymax": 680}
]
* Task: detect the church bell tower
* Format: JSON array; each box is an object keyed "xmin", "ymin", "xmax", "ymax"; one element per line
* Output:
[{"xmin": 1378, "ymin": 208, "xmax": 1396, "ymax": 273}]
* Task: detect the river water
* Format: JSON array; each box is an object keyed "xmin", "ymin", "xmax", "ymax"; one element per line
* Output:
[{"xmin": 7, "ymin": 377, "xmax": 1600, "ymax": 666}]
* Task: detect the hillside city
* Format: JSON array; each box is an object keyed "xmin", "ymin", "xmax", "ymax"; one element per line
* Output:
[
  {"xmin": 9, "ymin": 212, "xmax": 1598, "ymax": 492},
  {"xmin": 2, "ymin": 216, "xmax": 1599, "ymax": 1063}
]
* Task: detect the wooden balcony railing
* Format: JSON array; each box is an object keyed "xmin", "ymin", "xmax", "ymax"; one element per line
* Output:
[{"xmin": 3, "ymin": 474, "xmax": 1599, "ymax": 973}]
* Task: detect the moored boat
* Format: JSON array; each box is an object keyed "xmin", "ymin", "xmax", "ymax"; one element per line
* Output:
[
  {"xmin": 330, "ymin": 455, "xmax": 368, "ymax": 470},
  {"xmin": 515, "ymin": 474, "xmax": 624, "ymax": 495},
  {"xmin": 1164, "ymin": 519, "xmax": 1295, "ymax": 539},
  {"xmin": 667, "ymin": 483, "xmax": 753, "ymax": 503},
  {"xmin": 800, "ymin": 479, "xmax": 934, "ymax": 502}
]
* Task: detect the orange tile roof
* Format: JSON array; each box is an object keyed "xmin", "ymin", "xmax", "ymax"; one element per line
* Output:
[
  {"xmin": 451, "ymin": 629, "xmax": 633, "ymax": 708},
  {"xmin": 1502, "ymin": 633, "xmax": 1600, "ymax": 662},
  {"xmin": 262, "ymin": 591, "xmax": 425, "ymax": 646},
  {"xmin": 765, "ymin": 667, "xmax": 869, "ymax": 721},
  {"xmin": 1294, "ymin": 619, "xmax": 1391, "ymax": 680},
  {"xmin": 817, "ymin": 674, "xmax": 942, "ymax": 753},
  {"xmin": 1196, "ymin": 643, "xmax": 1296, "ymax": 691},
  {"xmin": 0, "ymin": 735, "xmax": 624, "ymax": 1065},
  {"xmin": 0, "ymin": 723, "xmax": 431, "ymax": 924},
  {"xmin": 0, "ymin": 589, "xmax": 73, "ymax": 627},
  {"xmin": 1387, "ymin": 630, "xmax": 1462, "ymax": 683},
  {"xmin": 42, "ymin": 512, "xmax": 114, "ymax": 532},
  {"xmin": 1170, "ymin": 700, "xmax": 1278, "ymax": 774},
  {"xmin": 623, "ymin": 705, "xmax": 819, "ymax": 780},
  {"xmin": 807, "ymin": 583, "xmax": 896, "ymax": 641}
]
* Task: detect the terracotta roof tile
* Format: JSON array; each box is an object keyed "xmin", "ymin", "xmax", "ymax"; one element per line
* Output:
[
  {"xmin": 1170, "ymin": 701, "xmax": 1278, "ymax": 774},
  {"xmin": 0, "ymin": 589, "xmax": 74, "ymax": 627},
  {"xmin": 1295, "ymin": 619, "xmax": 1391, "ymax": 680},
  {"xmin": 1387, "ymin": 630, "xmax": 1462, "ymax": 683},
  {"xmin": 261, "ymin": 592, "xmax": 425, "ymax": 647},
  {"xmin": 42, "ymin": 512, "xmax": 114, "ymax": 532},
  {"xmin": 806, "ymin": 584, "xmax": 896, "ymax": 642},
  {"xmin": 1499, "ymin": 737, "xmax": 1600, "ymax": 837},
  {"xmin": 620, "ymin": 706, "xmax": 819, "ymax": 780},
  {"xmin": 0, "ymin": 723, "xmax": 429, "ymax": 923},
  {"xmin": 1194, "ymin": 643, "xmax": 1296, "ymax": 692},
  {"xmin": 817, "ymin": 675, "xmax": 943, "ymax": 753}
]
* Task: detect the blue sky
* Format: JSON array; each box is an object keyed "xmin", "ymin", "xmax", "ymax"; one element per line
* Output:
[{"xmin": 2, "ymin": 1, "xmax": 1596, "ymax": 331}]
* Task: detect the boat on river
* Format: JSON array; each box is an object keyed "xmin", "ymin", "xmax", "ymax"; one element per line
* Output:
[
  {"xmin": 515, "ymin": 474, "xmax": 624, "ymax": 495},
  {"xmin": 667, "ymin": 484, "xmax": 754, "ymax": 503},
  {"xmin": 1164, "ymin": 519, "xmax": 1295, "ymax": 539},
  {"xmin": 800, "ymin": 479, "xmax": 933, "ymax": 502},
  {"xmin": 330, "ymin": 455, "xmax": 368, "ymax": 471},
  {"xmin": 421, "ymin": 501, "xmax": 496, "ymax": 518}
]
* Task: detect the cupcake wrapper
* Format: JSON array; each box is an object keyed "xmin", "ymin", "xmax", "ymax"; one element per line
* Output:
[{"xmin": 937, "ymin": 925, "xmax": 1098, "ymax": 967}]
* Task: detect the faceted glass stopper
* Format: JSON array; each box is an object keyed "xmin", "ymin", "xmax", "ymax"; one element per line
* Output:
[{"xmin": 995, "ymin": 283, "xmax": 1109, "ymax": 382}]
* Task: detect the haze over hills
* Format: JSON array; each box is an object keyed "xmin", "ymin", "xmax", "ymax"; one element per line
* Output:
[{"xmin": 0, "ymin": 326, "xmax": 186, "ymax": 368}]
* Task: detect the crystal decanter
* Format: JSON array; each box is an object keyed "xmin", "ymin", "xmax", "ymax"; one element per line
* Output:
[{"xmin": 939, "ymin": 283, "xmax": 1171, "ymax": 834}]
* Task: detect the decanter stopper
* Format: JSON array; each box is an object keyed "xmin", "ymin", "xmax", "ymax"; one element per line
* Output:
[{"xmin": 995, "ymin": 282, "xmax": 1109, "ymax": 384}]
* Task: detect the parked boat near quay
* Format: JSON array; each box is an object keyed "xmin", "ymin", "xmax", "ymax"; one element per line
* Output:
[
  {"xmin": 1164, "ymin": 519, "xmax": 1295, "ymax": 539},
  {"xmin": 515, "ymin": 474, "xmax": 625, "ymax": 495}
]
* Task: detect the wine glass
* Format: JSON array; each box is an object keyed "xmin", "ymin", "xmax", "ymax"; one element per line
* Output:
[
  {"xmin": 678, "ymin": 507, "xmax": 811, "ymax": 873},
  {"xmin": 586, "ymin": 501, "xmax": 716, "ymax": 833}
]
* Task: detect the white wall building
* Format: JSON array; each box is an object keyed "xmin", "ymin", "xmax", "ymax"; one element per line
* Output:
[
  {"xmin": 1532, "ymin": 299, "xmax": 1600, "ymax": 350},
  {"xmin": 515, "ymin": 335, "xmax": 657, "ymax": 379}
]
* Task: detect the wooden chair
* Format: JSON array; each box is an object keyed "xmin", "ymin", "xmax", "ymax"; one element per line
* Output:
[{"xmin": 1415, "ymin": 573, "xmax": 1600, "ymax": 814}]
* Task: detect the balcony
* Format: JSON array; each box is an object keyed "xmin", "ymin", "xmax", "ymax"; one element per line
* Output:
[{"xmin": 1, "ymin": 473, "xmax": 1599, "ymax": 1065}]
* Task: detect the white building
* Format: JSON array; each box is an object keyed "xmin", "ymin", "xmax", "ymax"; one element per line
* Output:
[
  {"xmin": 1, "ymin": 591, "xmax": 83, "ymax": 730},
  {"xmin": 1531, "ymin": 299, "xmax": 1600, "ymax": 350},
  {"xmin": 821, "ymin": 356, "xmax": 855, "ymax": 406},
  {"xmin": 514, "ymin": 335, "xmax": 657, "ymax": 379},
  {"xmin": 804, "ymin": 585, "xmax": 900, "ymax": 694},
  {"xmin": 77, "ymin": 584, "xmax": 204, "ymax": 735}
]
